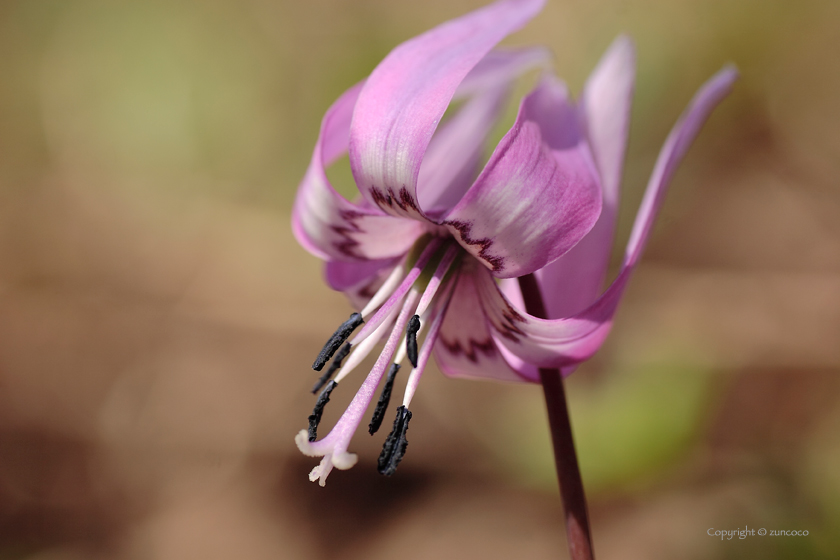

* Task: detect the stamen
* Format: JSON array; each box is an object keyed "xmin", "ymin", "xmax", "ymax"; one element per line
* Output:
[
  {"xmin": 402, "ymin": 272, "xmax": 458, "ymax": 408},
  {"xmin": 360, "ymin": 263, "xmax": 404, "ymax": 318},
  {"xmin": 393, "ymin": 308, "xmax": 430, "ymax": 366},
  {"xmin": 406, "ymin": 315, "xmax": 421, "ymax": 367},
  {"xmin": 350, "ymin": 237, "xmax": 442, "ymax": 346},
  {"xmin": 414, "ymin": 243, "xmax": 459, "ymax": 318},
  {"xmin": 371, "ymin": 279, "xmax": 454, "ymax": 476},
  {"xmin": 368, "ymin": 363, "xmax": 400, "ymax": 435},
  {"xmin": 378, "ymin": 405, "xmax": 412, "ymax": 476},
  {"xmin": 334, "ymin": 302, "xmax": 400, "ymax": 384},
  {"xmin": 295, "ymin": 288, "xmax": 421, "ymax": 486},
  {"xmin": 312, "ymin": 313, "xmax": 363, "ymax": 371},
  {"xmin": 308, "ymin": 380, "xmax": 337, "ymax": 442},
  {"xmin": 312, "ymin": 343, "xmax": 350, "ymax": 393}
]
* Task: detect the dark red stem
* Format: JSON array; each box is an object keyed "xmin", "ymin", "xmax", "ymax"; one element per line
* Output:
[{"xmin": 518, "ymin": 273, "xmax": 595, "ymax": 560}]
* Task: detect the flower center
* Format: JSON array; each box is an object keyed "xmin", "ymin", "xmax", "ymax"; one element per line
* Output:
[{"xmin": 296, "ymin": 235, "xmax": 462, "ymax": 485}]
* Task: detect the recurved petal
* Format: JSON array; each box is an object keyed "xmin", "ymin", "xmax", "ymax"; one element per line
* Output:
[
  {"xmin": 292, "ymin": 83, "xmax": 424, "ymax": 262},
  {"xmin": 349, "ymin": 0, "xmax": 545, "ymax": 220},
  {"xmin": 477, "ymin": 255, "xmax": 624, "ymax": 368},
  {"xmin": 324, "ymin": 258, "xmax": 401, "ymax": 311},
  {"xmin": 535, "ymin": 37, "xmax": 636, "ymax": 318},
  {"xmin": 443, "ymin": 75, "xmax": 602, "ymax": 279},
  {"xmin": 483, "ymin": 66, "xmax": 738, "ymax": 368},
  {"xmin": 419, "ymin": 47, "xmax": 555, "ymax": 217},
  {"xmin": 417, "ymin": 85, "xmax": 511, "ymax": 218},
  {"xmin": 623, "ymin": 65, "xmax": 738, "ymax": 267},
  {"xmin": 581, "ymin": 35, "xmax": 635, "ymax": 206},
  {"xmin": 434, "ymin": 268, "xmax": 532, "ymax": 383},
  {"xmin": 324, "ymin": 258, "xmax": 399, "ymax": 292},
  {"xmin": 455, "ymin": 46, "xmax": 552, "ymax": 98}
]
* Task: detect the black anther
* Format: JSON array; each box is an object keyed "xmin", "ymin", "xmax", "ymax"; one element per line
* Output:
[{"xmin": 312, "ymin": 313, "xmax": 363, "ymax": 371}]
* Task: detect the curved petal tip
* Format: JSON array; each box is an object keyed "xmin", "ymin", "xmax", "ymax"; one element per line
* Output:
[
  {"xmin": 715, "ymin": 64, "xmax": 740, "ymax": 89},
  {"xmin": 350, "ymin": 0, "xmax": 548, "ymax": 220}
]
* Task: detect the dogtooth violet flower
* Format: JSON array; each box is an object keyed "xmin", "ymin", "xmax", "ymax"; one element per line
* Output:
[{"xmin": 292, "ymin": 0, "xmax": 737, "ymax": 486}]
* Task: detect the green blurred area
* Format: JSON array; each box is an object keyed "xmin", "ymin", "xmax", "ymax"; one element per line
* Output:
[{"xmin": 0, "ymin": 1, "xmax": 838, "ymax": 559}]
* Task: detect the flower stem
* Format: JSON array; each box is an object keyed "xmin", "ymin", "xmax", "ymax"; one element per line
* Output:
[{"xmin": 518, "ymin": 273, "xmax": 595, "ymax": 560}]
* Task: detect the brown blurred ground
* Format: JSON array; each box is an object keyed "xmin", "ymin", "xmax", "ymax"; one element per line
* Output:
[{"xmin": 0, "ymin": 0, "xmax": 838, "ymax": 559}]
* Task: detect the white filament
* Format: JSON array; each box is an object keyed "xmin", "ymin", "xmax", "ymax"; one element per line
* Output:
[
  {"xmin": 402, "ymin": 276, "xmax": 457, "ymax": 408},
  {"xmin": 335, "ymin": 302, "xmax": 400, "ymax": 384},
  {"xmin": 360, "ymin": 264, "xmax": 404, "ymax": 318}
]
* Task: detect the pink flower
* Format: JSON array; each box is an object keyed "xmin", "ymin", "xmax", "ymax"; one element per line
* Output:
[{"xmin": 292, "ymin": 0, "xmax": 736, "ymax": 485}]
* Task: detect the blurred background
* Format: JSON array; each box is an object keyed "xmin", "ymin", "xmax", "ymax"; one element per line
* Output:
[{"xmin": 0, "ymin": 0, "xmax": 838, "ymax": 558}]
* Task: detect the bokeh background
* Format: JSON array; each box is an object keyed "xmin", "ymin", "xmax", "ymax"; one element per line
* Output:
[{"xmin": 1, "ymin": 0, "xmax": 838, "ymax": 558}]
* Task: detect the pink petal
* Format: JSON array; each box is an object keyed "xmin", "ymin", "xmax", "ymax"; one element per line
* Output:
[
  {"xmin": 455, "ymin": 46, "xmax": 552, "ymax": 98},
  {"xmin": 624, "ymin": 66, "xmax": 738, "ymax": 266},
  {"xmin": 324, "ymin": 258, "xmax": 399, "ymax": 292},
  {"xmin": 419, "ymin": 47, "xmax": 554, "ymax": 217},
  {"xmin": 581, "ymin": 35, "xmax": 636, "ymax": 211},
  {"xmin": 324, "ymin": 258, "xmax": 401, "ymax": 311},
  {"xmin": 487, "ymin": 66, "xmax": 739, "ymax": 368},
  {"xmin": 434, "ymin": 266, "xmax": 531, "ymax": 383},
  {"xmin": 443, "ymin": 75, "xmax": 602, "ymax": 278},
  {"xmin": 349, "ymin": 0, "xmax": 545, "ymax": 220},
  {"xmin": 535, "ymin": 37, "xmax": 636, "ymax": 317},
  {"xmin": 416, "ymin": 85, "xmax": 511, "ymax": 218},
  {"xmin": 292, "ymin": 82, "xmax": 424, "ymax": 262}
]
